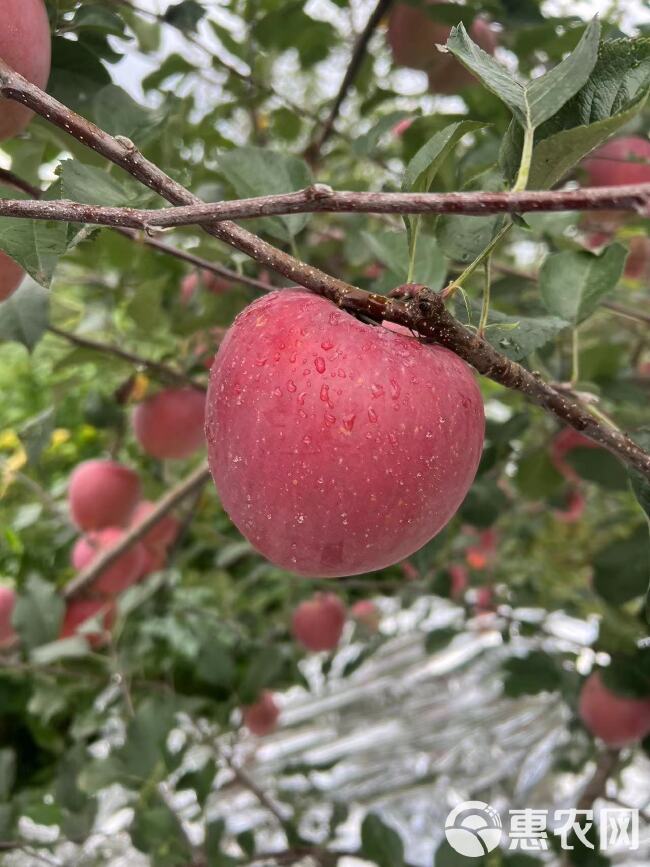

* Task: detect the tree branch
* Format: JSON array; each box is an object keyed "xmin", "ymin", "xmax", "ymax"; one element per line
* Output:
[
  {"xmin": 47, "ymin": 325, "xmax": 204, "ymax": 390},
  {"xmin": 0, "ymin": 168, "xmax": 42, "ymax": 197},
  {"xmin": 114, "ymin": 228, "xmax": 274, "ymax": 293},
  {"xmin": 2, "ymin": 60, "xmax": 649, "ymax": 479},
  {"xmin": 1, "ymin": 183, "xmax": 650, "ymax": 228},
  {"xmin": 308, "ymin": 0, "xmax": 396, "ymax": 157},
  {"xmin": 63, "ymin": 462, "xmax": 211, "ymax": 599}
]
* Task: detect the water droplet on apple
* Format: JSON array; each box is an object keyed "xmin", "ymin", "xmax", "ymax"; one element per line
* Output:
[
  {"xmin": 314, "ymin": 357, "xmax": 326, "ymax": 374},
  {"xmin": 287, "ymin": 380, "xmax": 297, "ymax": 392},
  {"xmin": 368, "ymin": 408, "xmax": 378, "ymax": 423}
]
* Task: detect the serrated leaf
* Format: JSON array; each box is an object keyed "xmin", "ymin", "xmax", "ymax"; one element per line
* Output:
[
  {"xmin": 539, "ymin": 244, "xmax": 627, "ymax": 325},
  {"xmin": 219, "ymin": 147, "xmax": 312, "ymax": 242},
  {"xmin": 446, "ymin": 19, "xmax": 599, "ymax": 129},
  {"xmin": 54, "ymin": 160, "xmax": 136, "ymax": 207},
  {"xmin": 13, "ymin": 576, "xmax": 64, "ymax": 651}
]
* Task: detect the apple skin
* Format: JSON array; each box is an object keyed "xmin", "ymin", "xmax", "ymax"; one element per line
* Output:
[
  {"xmin": 579, "ymin": 671, "xmax": 650, "ymax": 747},
  {"xmin": 0, "ymin": 0, "xmax": 51, "ymax": 141},
  {"xmin": 582, "ymin": 136, "xmax": 650, "ymax": 187},
  {"xmin": 133, "ymin": 387, "xmax": 206, "ymax": 460},
  {"xmin": 550, "ymin": 428, "xmax": 599, "ymax": 483},
  {"xmin": 0, "ymin": 252, "xmax": 24, "ymax": 302},
  {"xmin": 624, "ymin": 235, "xmax": 650, "ymax": 282},
  {"xmin": 0, "ymin": 586, "xmax": 17, "ymax": 647},
  {"xmin": 130, "ymin": 501, "xmax": 180, "ymax": 550},
  {"xmin": 242, "ymin": 690, "xmax": 280, "ymax": 736},
  {"xmin": 388, "ymin": 3, "xmax": 497, "ymax": 93},
  {"xmin": 351, "ymin": 599, "xmax": 380, "ymax": 631},
  {"xmin": 69, "ymin": 460, "xmax": 141, "ymax": 531},
  {"xmin": 71, "ymin": 528, "xmax": 146, "ymax": 595},
  {"xmin": 181, "ymin": 270, "xmax": 232, "ymax": 304},
  {"xmin": 449, "ymin": 564, "xmax": 468, "ymax": 599},
  {"xmin": 206, "ymin": 290, "xmax": 484, "ymax": 578},
  {"xmin": 60, "ymin": 599, "xmax": 115, "ymax": 647},
  {"xmin": 292, "ymin": 593, "xmax": 346, "ymax": 652}
]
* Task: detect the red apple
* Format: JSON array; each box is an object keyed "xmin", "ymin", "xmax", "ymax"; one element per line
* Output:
[
  {"xmin": 130, "ymin": 501, "xmax": 180, "ymax": 551},
  {"xmin": 60, "ymin": 599, "xmax": 115, "ymax": 647},
  {"xmin": 392, "ymin": 118, "xmax": 413, "ymax": 137},
  {"xmin": 68, "ymin": 460, "xmax": 141, "ymax": 531},
  {"xmin": 388, "ymin": 2, "xmax": 497, "ymax": 93},
  {"xmin": 624, "ymin": 235, "xmax": 650, "ymax": 282},
  {"xmin": 0, "ymin": 0, "xmax": 51, "ymax": 140},
  {"xmin": 449, "ymin": 564, "xmax": 468, "ymax": 599},
  {"xmin": 474, "ymin": 586, "xmax": 494, "ymax": 612},
  {"xmin": 0, "ymin": 586, "xmax": 17, "ymax": 647},
  {"xmin": 0, "ymin": 252, "xmax": 24, "ymax": 302},
  {"xmin": 351, "ymin": 599, "xmax": 380, "ymax": 631},
  {"xmin": 550, "ymin": 428, "xmax": 600, "ymax": 483},
  {"xmin": 400, "ymin": 560, "xmax": 420, "ymax": 581},
  {"xmin": 465, "ymin": 527, "xmax": 498, "ymax": 570},
  {"xmin": 71, "ymin": 528, "xmax": 146, "ymax": 596},
  {"xmin": 181, "ymin": 269, "xmax": 231, "ymax": 304},
  {"xmin": 242, "ymin": 690, "xmax": 280, "ymax": 736},
  {"xmin": 579, "ymin": 671, "xmax": 650, "ymax": 747},
  {"xmin": 292, "ymin": 593, "xmax": 346, "ymax": 652},
  {"xmin": 554, "ymin": 489, "xmax": 586, "ymax": 524},
  {"xmin": 133, "ymin": 387, "xmax": 206, "ymax": 460},
  {"xmin": 206, "ymin": 290, "xmax": 484, "ymax": 577},
  {"xmin": 582, "ymin": 136, "xmax": 650, "ymax": 187}
]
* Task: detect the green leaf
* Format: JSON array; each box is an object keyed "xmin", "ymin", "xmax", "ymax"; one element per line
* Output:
[
  {"xmin": 142, "ymin": 53, "xmax": 197, "ymax": 91},
  {"xmin": 360, "ymin": 813, "xmax": 404, "ymax": 867},
  {"xmin": 353, "ymin": 111, "xmax": 410, "ymax": 157},
  {"xmin": 593, "ymin": 525, "xmax": 649, "ymax": 606},
  {"xmin": 515, "ymin": 451, "xmax": 564, "ymax": 499},
  {"xmin": 219, "ymin": 147, "xmax": 312, "ymax": 242},
  {"xmin": 0, "ymin": 219, "xmax": 68, "ymax": 288},
  {"xmin": 13, "ymin": 576, "xmax": 64, "ymax": 651},
  {"xmin": 539, "ymin": 244, "xmax": 628, "ymax": 325},
  {"xmin": 31, "ymin": 637, "xmax": 91, "ymax": 665},
  {"xmin": 437, "ymin": 213, "xmax": 506, "ymax": 264},
  {"xmin": 528, "ymin": 95, "xmax": 648, "ymax": 189},
  {"xmin": 18, "ymin": 408, "xmax": 55, "ymax": 465},
  {"xmin": 424, "ymin": 627, "xmax": 458, "ymax": 654},
  {"xmin": 131, "ymin": 800, "xmax": 192, "ymax": 865},
  {"xmin": 163, "ymin": 0, "xmax": 205, "ymax": 33},
  {"xmin": 403, "ymin": 121, "xmax": 486, "ymax": 192},
  {"xmin": 0, "ymin": 749, "xmax": 16, "ymax": 801},
  {"xmin": 628, "ymin": 429, "xmax": 650, "ymax": 522},
  {"xmin": 446, "ymin": 19, "xmax": 599, "ymax": 129},
  {"xmin": 362, "ymin": 230, "xmax": 446, "ymax": 290},
  {"xmin": 119, "ymin": 697, "xmax": 177, "ymax": 780},
  {"xmin": 564, "ymin": 447, "xmax": 628, "ymax": 491},
  {"xmin": 0, "ymin": 282, "xmax": 50, "ymax": 350},
  {"xmin": 473, "ymin": 307, "xmax": 568, "ymax": 362},
  {"xmin": 55, "ymin": 160, "xmax": 137, "ymax": 207},
  {"xmin": 503, "ymin": 651, "xmax": 562, "ymax": 697},
  {"xmin": 239, "ymin": 646, "xmax": 284, "ymax": 703}
]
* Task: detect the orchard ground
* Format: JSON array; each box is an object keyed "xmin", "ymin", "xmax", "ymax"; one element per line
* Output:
[{"xmin": 0, "ymin": 2, "xmax": 649, "ymax": 866}]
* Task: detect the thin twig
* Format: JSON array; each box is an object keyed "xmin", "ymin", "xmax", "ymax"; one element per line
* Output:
[
  {"xmin": 47, "ymin": 325, "xmax": 204, "ymax": 390},
  {"xmin": 308, "ymin": 0, "xmax": 396, "ymax": 156},
  {"xmin": 227, "ymin": 758, "xmax": 289, "ymax": 827},
  {"xmin": 2, "ymin": 60, "xmax": 649, "ymax": 479},
  {"xmin": 114, "ymin": 227, "xmax": 274, "ymax": 293},
  {"xmin": 63, "ymin": 462, "xmax": 211, "ymax": 599},
  {"xmin": 0, "ymin": 168, "xmax": 42, "ymax": 197},
  {"xmin": 1, "ymin": 183, "xmax": 650, "ymax": 227}
]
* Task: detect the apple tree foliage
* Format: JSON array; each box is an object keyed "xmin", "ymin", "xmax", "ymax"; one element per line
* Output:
[{"xmin": 0, "ymin": 1, "xmax": 649, "ymax": 865}]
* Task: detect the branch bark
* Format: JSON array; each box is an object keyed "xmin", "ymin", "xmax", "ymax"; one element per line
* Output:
[
  {"xmin": 63, "ymin": 462, "xmax": 211, "ymax": 599},
  {"xmin": 1, "ymin": 183, "xmax": 650, "ymax": 228},
  {"xmin": 2, "ymin": 60, "xmax": 649, "ymax": 479},
  {"xmin": 308, "ymin": 0, "xmax": 396, "ymax": 156}
]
